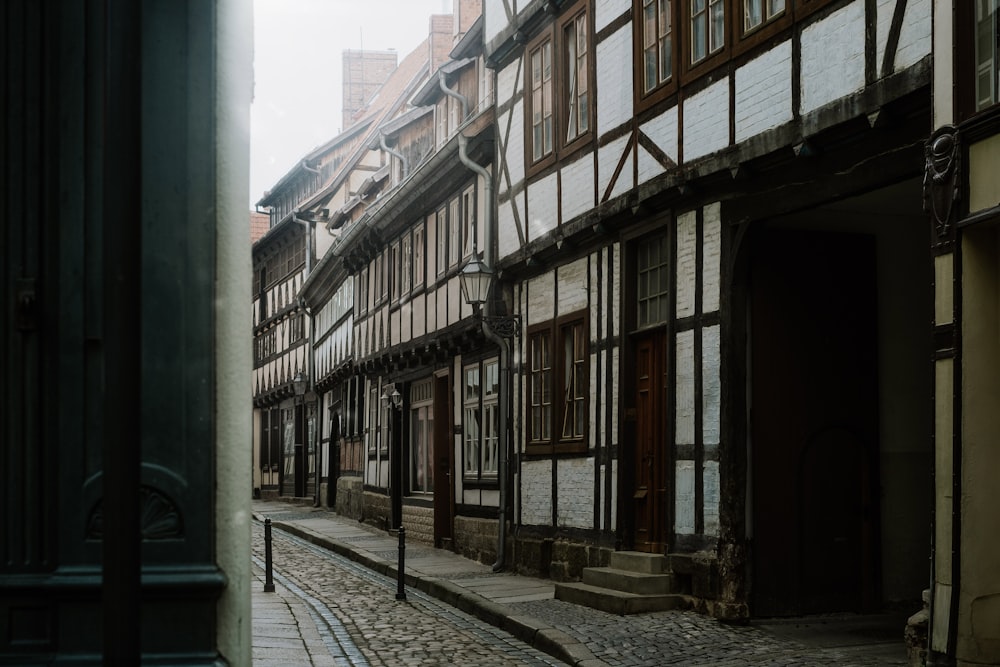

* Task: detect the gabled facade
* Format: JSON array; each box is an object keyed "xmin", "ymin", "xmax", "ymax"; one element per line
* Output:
[
  {"xmin": 486, "ymin": 0, "xmax": 933, "ymax": 620},
  {"xmin": 924, "ymin": 2, "xmax": 1000, "ymax": 664}
]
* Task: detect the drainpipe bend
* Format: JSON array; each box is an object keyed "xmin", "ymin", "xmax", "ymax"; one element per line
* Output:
[
  {"xmin": 439, "ymin": 70, "xmax": 469, "ymax": 123},
  {"xmin": 379, "ymin": 133, "xmax": 409, "ymax": 180}
]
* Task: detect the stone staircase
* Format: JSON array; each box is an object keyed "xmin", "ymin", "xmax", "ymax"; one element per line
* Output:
[{"xmin": 554, "ymin": 551, "xmax": 693, "ymax": 615}]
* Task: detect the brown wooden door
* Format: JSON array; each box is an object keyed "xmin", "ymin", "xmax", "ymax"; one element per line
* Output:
[
  {"xmin": 750, "ymin": 229, "xmax": 879, "ymax": 616},
  {"xmin": 633, "ymin": 331, "xmax": 668, "ymax": 553},
  {"xmin": 433, "ymin": 374, "xmax": 453, "ymax": 546}
]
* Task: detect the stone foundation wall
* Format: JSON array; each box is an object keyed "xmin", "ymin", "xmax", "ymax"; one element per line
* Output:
[
  {"xmin": 334, "ymin": 476, "xmax": 364, "ymax": 520},
  {"xmin": 454, "ymin": 516, "xmax": 499, "ymax": 564},
  {"xmin": 401, "ymin": 504, "xmax": 434, "ymax": 546}
]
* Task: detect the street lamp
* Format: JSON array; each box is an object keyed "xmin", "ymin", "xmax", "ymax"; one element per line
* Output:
[{"xmin": 459, "ymin": 256, "xmax": 492, "ymax": 308}]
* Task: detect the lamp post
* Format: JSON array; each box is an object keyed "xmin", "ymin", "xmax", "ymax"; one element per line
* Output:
[
  {"xmin": 293, "ymin": 370, "xmax": 307, "ymax": 497},
  {"xmin": 381, "ymin": 382, "xmax": 403, "ymax": 530}
]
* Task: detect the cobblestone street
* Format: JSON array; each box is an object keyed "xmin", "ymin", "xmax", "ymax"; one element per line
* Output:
[{"xmin": 251, "ymin": 503, "xmax": 912, "ymax": 666}]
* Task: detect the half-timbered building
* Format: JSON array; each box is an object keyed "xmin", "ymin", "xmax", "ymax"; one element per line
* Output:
[
  {"xmin": 923, "ymin": 2, "xmax": 1000, "ymax": 664},
  {"xmin": 485, "ymin": 0, "xmax": 933, "ymax": 620}
]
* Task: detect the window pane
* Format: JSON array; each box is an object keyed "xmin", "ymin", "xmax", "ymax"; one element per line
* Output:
[
  {"xmin": 692, "ymin": 12, "xmax": 706, "ymax": 62},
  {"xmin": 711, "ymin": 0, "xmax": 725, "ymax": 51},
  {"xmin": 976, "ymin": 2, "xmax": 1000, "ymax": 111},
  {"xmin": 745, "ymin": 0, "xmax": 762, "ymax": 31}
]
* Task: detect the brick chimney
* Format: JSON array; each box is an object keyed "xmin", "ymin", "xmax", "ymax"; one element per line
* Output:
[
  {"xmin": 453, "ymin": 0, "xmax": 481, "ymax": 43},
  {"xmin": 428, "ymin": 14, "xmax": 453, "ymax": 75},
  {"xmin": 341, "ymin": 49, "xmax": 398, "ymax": 128}
]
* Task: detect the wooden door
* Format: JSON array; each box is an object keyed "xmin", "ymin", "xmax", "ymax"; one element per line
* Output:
[
  {"xmin": 750, "ymin": 229, "xmax": 879, "ymax": 616},
  {"xmin": 633, "ymin": 331, "xmax": 668, "ymax": 553},
  {"xmin": 433, "ymin": 374, "xmax": 453, "ymax": 546}
]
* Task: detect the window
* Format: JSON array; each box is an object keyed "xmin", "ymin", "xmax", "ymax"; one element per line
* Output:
[
  {"xmin": 401, "ymin": 233, "xmax": 412, "ymax": 297},
  {"xmin": 529, "ymin": 39, "xmax": 553, "ymax": 163},
  {"xmin": 437, "ymin": 98, "xmax": 448, "ymax": 149},
  {"xmin": 977, "ymin": 1, "xmax": 999, "ymax": 112},
  {"xmin": 525, "ymin": 1, "xmax": 592, "ymax": 172},
  {"xmin": 527, "ymin": 314, "xmax": 588, "ymax": 454},
  {"xmin": 436, "ymin": 207, "xmax": 448, "ymax": 276},
  {"xmin": 642, "ymin": 0, "xmax": 673, "ymax": 95},
  {"xmin": 463, "ymin": 359, "xmax": 499, "ymax": 480},
  {"xmin": 409, "ymin": 379, "xmax": 434, "ymax": 493},
  {"xmin": 357, "ymin": 267, "xmax": 369, "ymax": 315},
  {"xmin": 414, "ymin": 224, "xmax": 425, "ymax": 288},
  {"xmin": 743, "ymin": 0, "xmax": 784, "ymax": 33},
  {"xmin": 449, "ymin": 198, "xmax": 461, "ymax": 268},
  {"xmin": 390, "ymin": 242, "xmax": 400, "ymax": 302},
  {"xmin": 368, "ymin": 384, "xmax": 380, "ymax": 455},
  {"xmin": 690, "ymin": 0, "xmax": 725, "ymax": 64},
  {"xmin": 564, "ymin": 12, "xmax": 590, "ymax": 143},
  {"xmin": 637, "ymin": 232, "xmax": 671, "ymax": 327}
]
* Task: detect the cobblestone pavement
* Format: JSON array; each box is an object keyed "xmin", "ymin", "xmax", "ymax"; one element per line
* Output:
[
  {"xmin": 506, "ymin": 598, "xmax": 908, "ymax": 666},
  {"xmin": 252, "ymin": 503, "xmax": 912, "ymax": 667},
  {"xmin": 252, "ymin": 521, "xmax": 567, "ymax": 666}
]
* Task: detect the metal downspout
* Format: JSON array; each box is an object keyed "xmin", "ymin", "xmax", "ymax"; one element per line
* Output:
[
  {"xmin": 457, "ymin": 131, "xmax": 507, "ymax": 572},
  {"xmin": 379, "ymin": 133, "xmax": 409, "ymax": 180},
  {"xmin": 439, "ymin": 70, "xmax": 469, "ymax": 123}
]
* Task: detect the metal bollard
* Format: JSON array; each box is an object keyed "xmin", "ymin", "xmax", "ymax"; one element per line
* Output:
[
  {"xmin": 395, "ymin": 526, "xmax": 407, "ymax": 601},
  {"xmin": 264, "ymin": 518, "xmax": 275, "ymax": 593}
]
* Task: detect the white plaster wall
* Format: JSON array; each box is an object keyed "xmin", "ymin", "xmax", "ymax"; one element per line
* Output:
[
  {"xmin": 521, "ymin": 459, "xmax": 554, "ymax": 526},
  {"xmin": 702, "ymin": 324, "xmax": 721, "ymax": 447},
  {"xmin": 641, "ymin": 106, "xmax": 679, "ymax": 170},
  {"xmin": 801, "ymin": 1, "xmax": 866, "ymax": 113},
  {"xmin": 609, "ymin": 460, "xmax": 618, "ymax": 530},
  {"xmin": 702, "ymin": 202, "xmax": 721, "ymax": 313},
  {"xmin": 675, "ymin": 460, "xmax": 696, "ymax": 534},
  {"xmin": 683, "ymin": 80, "xmax": 729, "ymax": 161},
  {"xmin": 599, "ymin": 135, "xmax": 633, "ymax": 201},
  {"xmin": 597, "ymin": 24, "xmax": 633, "ymax": 137},
  {"xmin": 703, "ymin": 460, "xmax": 720, "ymax": 536},
  {"xmin": 932, "ymin": 0, "xmax": 954, "ymax": 126},
  {"xmin": 557, "ymin": 457, "xmax": 596, "ymax": 528},
  {"xmin": 637, "ymin": 143, "xmax": 663, "ymax": 186},
  {"xmin": 595, "ymin": 0, "xmax": 630, "ymax": 32},
  {"xmin": 527, "ymin": 271, "xmax": 556, "ymax": 323},
  {"xmin": 557, "ymin": 257, "xmax": 589, "ymax": 314},
  {"xmin": 895, "ymin": 0, "xmax": 931, "ymax": 71},
  {"xmin": 676, "ymin": 211, "xmax": 697, "ymax": 318},
  {"xmin": 527, "ymin": 171, "xmax": 559, "ymax": 241},
  {"xmin": 675, "ymin": 330, "xmax": 696, "ymax": 445},
  {"xmin": 611, "ymin": 345, "xmax": 620, "ymax": 445},
  {"xmin": 610, "ymin": 242, "xmax": 621, "ymax": 340},
  {"xmin": 561, "ymin": 155, "xmax": 595, "ymax": 222},
  {"xmin": 735, "ymin": 41, "xmax": 793, "ymax": 143}
]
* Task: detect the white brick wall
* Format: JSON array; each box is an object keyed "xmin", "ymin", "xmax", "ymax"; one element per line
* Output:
[
  {"xmin": 801, "ymin": 1, "xmax": 866, "ymax": 114},
  {"xmin": 702, "ymin": 202, "xmax": 721, "ymax": 313},
  {"xmin": 497, "ymin": 58, "xmax": 522, "ymax": 106},
  {"xmin": 675, "ymin": 460, "xmax": 696, "ymax": 534},
  {"xmin": 895, "ymin": 0, "xmax": 931, "ymax": 71},
  {"xmin": 609, "ymin": 460, "xmax": 618, "ymax": 530},
  {"xmin": 557, "ymin": 258, "xmax": 589, "ymax": 314},
  {"xmin": 875, "ymin": 0, "xmax": 895, "ymax": 74},
  {"xmin": 521, "ymin": 459, "xmax": 553, "ymax": 526},
  {"xmin": 598, "ymin": 134, "xmax": 632, "ymax": 201},
  {"xmin": 505, "ymin": 100, "xmax": 526, "ymax": 187},
  {"xmin": 526, "ymin": 172, "xmax": 558, "ymax": 241},
  {"xmin": 483, "ymin": 0, "xmax": 507, "ymax": 44},
  {"xmin": 498, "ymin": 190, "xmax": 522, "ymax": 262},
  {"xmin": 595, "ymin": 0, "xmax": 630, "ymax": 32},
  {"xmin": 557, "ymin": 457, "xmax": 595, "ymax": 529},
  {"xmin": 597, "ymin": 25, "xmax": 633, "ymax": 137},
  {"xmin": 702, "ymin": 324, "xmax": 721, "ymax": 446},
  {"xmin": 683, "ymin": 79, "xmax": 729, "ymax": 161},
  {"xmin": 527, "ymin": 271, "xmax": 555, "ymax": 323},
  {"xmin": 637, "ymin": 142, "xmax": 663, "ymax": 186},
  {"xmin": 735, "ymin": 40, "xmax": 793, "ymax": 143},
  {"xmin": 561, "ymin": 154, "xmax": 595, "ymax": 222},
  {"xmin": 675, "ymin": 330, "xmax": 695, "ymax": 445},
  {"xmin": 675, "ymin": 210, "xmax": 697, "ymax": 318},
  {"xmin": 639, "ymin": 107, "xmax": 677, "ymax": 183}
]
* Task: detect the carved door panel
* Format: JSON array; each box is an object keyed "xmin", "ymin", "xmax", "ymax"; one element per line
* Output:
[{"xmin": 633, "ymin": 331, "xmax": 668, "ymax": 553}]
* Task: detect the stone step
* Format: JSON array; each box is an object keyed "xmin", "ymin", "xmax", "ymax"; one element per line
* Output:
[
  {"xmin": 555, "ymin": 581, "xmax": 691, "ymax": 615},
  {"xmin": 582, "ymin": 567, "xmax": 679, "ymax": 595},
  {"xmin": 609, "ymin": 550, "xmax": 669, "ymax": 574}
]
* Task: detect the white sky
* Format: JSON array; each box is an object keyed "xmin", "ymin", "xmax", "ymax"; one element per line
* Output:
[{"xmin": 250, "ymin": 0, "xmax": 449, "ymax": 208}]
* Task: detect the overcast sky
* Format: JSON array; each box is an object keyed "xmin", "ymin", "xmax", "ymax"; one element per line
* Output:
[{"xmin": 250, "ymin": 0, "xmax": 449, "ymax": 208}]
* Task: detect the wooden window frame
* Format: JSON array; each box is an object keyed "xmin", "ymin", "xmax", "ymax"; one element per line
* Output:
[
  {"xmin": 634, "ymin": 0, "xmax": 679, "ymax": 112},
  {"xmin": 462, "ymin": 185, "xmax": 476, "ymax": 261},
  {"xmin": 401, "ymin": 232, "xmax": 412, "ymax": 298},
  {"xmin": 462, "ymin": 358, "xmax": 500, "ymax": 483},
  {"xmin": 448, "ymin": 196, "xmax": 461, "ymax": 269},
  {"xmin": 956, "ymin": 1, "xmax": 1000, "ymax": 123},
  {"xmin": 526, "ymin": 311, "xmax": 589, "ymax": 456},
  {"xmin": 732, "ymin": 0, "xmax": 792, "ymax": 56},
  {"xmin": 524, "ymin": 0, "xmax": 594, "ymax": 179},
  {"xmin": 390, "ymin": 241, "xmax": 400, "ymax": 303},
  {"xmin": 435, "ymin": 206, "xmax": 448, "ymax": 277},
  {"xmin": 413, "ymin": 223, "xmax": 426, "ymax": 289}
]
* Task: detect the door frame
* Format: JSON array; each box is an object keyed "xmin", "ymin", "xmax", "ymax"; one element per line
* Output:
[{"xmin": 432, "ymin": 371, "xmax": 454, "ymax": 546}]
